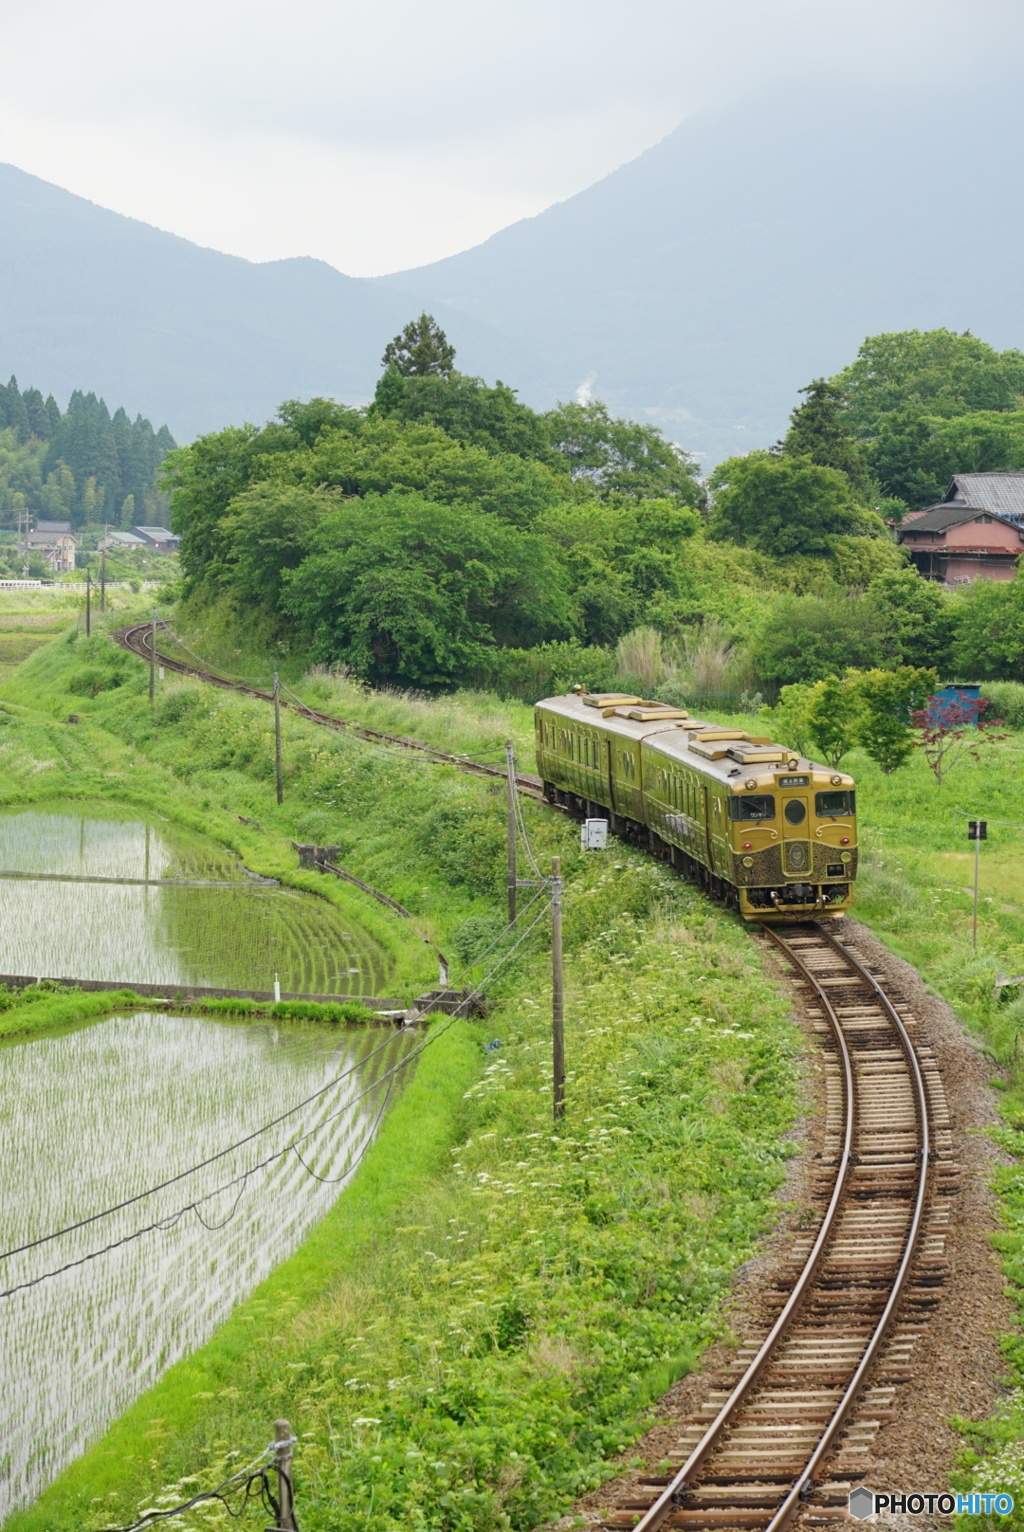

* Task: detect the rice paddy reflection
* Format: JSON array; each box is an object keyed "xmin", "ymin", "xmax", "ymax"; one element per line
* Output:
[
  {"xmin": 0, "ymin": 806, "xmax": 392, "ymax": 995},
  {"xmin": 0, "ymin": 1010, "xmax": 414, "ymax": 1515}
]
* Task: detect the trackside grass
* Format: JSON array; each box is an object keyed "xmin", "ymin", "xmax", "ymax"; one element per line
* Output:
[{"xmin": 0, "ymin": 628, "xmax": 806, "ymax": 1532}]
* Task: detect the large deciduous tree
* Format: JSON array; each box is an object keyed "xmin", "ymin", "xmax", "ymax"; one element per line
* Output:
[
  {"xmin": 708, "ymin": 451, "xmax": 879, "ymax": 557},
  {"xmin": 281, "ymin": 492, "xmax": 573, "ymax": 690},
  {"xmin": 543, "ymin": 400, "xmax": 701, "ymax": 504}
]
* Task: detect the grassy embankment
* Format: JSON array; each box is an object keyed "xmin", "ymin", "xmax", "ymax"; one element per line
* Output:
[{"xmin": 1, "ymin": 621, "xmax": 806, "ymax": 1532}]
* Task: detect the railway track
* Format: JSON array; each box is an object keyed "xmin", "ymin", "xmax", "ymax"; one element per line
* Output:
[
  {"xmin": 116, "ymin": 623, "xmax": 954, "ymax": 1520},
  {"xmin": 602, "ymin": 922, "xmax": 956, "ymax": 1532},
  {"xmin": 115, "ymin": 622, "xmax": 546, "ymax": 799}
]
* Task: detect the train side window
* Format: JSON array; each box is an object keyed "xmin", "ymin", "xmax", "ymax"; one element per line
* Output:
[
  {"xmin": 728, "ymin": 794, "xmax": 776, "ymax": 822},
  {"xmin": 815, "ymin": 790, "xmax": 856, "ymax": 817}
]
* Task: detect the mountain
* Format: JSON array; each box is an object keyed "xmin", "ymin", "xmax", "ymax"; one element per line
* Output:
[
  {"xmin": 7, "ymin": 83, "xmax": 1024, "ymax": 461},
  {"xmin": 0, "ymin": 163, "xmax": 547, "ymax": 443},
  {"xmin": 378, "ymin": 85, "xmax": 1024, "ymax": 464}
]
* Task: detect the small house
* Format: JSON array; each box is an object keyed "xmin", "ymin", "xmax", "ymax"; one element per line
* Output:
[
  {"xmin": 22, "ymin": 521, "xmax": 78, "ymax": 575},
  {"xmin": 131, "ymin": 526, "xmax": 180, "ymax": 552},
  {"xmin": 897, "ymin": 472, "xmax": 1024, "ymax": 583}
]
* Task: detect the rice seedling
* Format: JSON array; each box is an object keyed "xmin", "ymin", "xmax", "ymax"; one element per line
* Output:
[
  {"xmin": 0, "ymin": 808, "xmax": 391, "ymax": 995},
  {"xmin": 0, "ymin": 1008, "xmax": 413, "ymax": 1517}
]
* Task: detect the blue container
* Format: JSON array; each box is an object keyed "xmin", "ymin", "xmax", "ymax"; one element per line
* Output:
[{"xmin": 926, "ymin": 685, "xmax": 982, "ymax": 727}]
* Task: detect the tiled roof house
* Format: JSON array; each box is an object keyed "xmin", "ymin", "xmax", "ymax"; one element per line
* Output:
[{"xmin": 896, "ymin": 472, "xmax": 1024, "ymax": 582}]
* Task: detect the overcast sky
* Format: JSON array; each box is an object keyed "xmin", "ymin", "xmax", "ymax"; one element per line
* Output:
[{"xmin": 0, "ymin": 0, "xmax": 1018, "ymax": 277}]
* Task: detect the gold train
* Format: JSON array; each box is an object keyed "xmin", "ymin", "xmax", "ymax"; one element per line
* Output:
[{"xmin": 535, "ymin": 691, "xmax": 856, "ymax": 922}]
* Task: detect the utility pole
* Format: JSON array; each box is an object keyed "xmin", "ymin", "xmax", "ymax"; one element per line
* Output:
[
  {"xmin": 969, "ymin": 819, "xmax": 987, "ymax": 949},
  {"xmin": 506, "ymin": 739, "xmax": 517, "ymax": 925},
  {"xmin": 100, "ymin": 524, "xmax": 107, "ymax": 612},
  {"xmin": 20, "ymin": 509, "xmax": 29, "ymax": 579},
  {"xmin": 274, "ymin": 672, "xmax": 284, "ymax": 804},
  {"xmin": 551, "ymin": 855, "xmax": 565, "ymax": 1122},
  {"xmin": 273, "ymin": 1418, "xmax": 297, "ymax": 1531},
  {"xmin": 149, "ymin": 608, "xmax": 157, "ymax": 702},
  {"xmin": 85, "ymin": 568, "xmax": 91, "ymax": 636}
]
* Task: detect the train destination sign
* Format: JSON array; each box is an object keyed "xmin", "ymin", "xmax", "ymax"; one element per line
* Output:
[{"xmin": 779, "ymin": 775, "xmax": 809, "ymax": 787}]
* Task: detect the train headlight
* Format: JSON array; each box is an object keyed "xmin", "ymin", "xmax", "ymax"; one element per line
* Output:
[
  {"xmin": 830, "ymin": 773, "xmax": 842, "ymax": 785},
  {"xmin": 841, "ymin": 851, "xmax": 852, "ymax": 861},
  {"xmin": 742, "ymin": 856, "xmax": 754, "ymax": 867},
  {"xmin": 745, "ymin": 778, "xmax": 757, "ymax": 789}
]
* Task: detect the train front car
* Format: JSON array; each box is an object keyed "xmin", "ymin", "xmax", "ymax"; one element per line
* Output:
[{"xmin": 643, "ymin": 726, "xmax": 857, "ymax": 921}]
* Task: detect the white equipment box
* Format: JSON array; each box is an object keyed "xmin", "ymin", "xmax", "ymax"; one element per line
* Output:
[{"xmin": 581, "ymin": 818, "xmax": 609, "ymax": 850}]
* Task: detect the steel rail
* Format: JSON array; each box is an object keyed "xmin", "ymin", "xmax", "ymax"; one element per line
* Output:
[
  {"xmin": 629, "ymin": 925, "xmax": 857, "ymax": 1532},
  {"xmin": 759, "ymin": 924, "xmax": 931, "ymax": 1532},
  {"xmin": 115, "ymin": 622, "xmax": 546, "ymax": 798}
]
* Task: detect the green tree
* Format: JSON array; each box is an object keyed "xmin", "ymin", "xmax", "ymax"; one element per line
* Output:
[
  {"xmin": 302, "ymin": 416, "xmax": 565, "ymax": 528},
  {"xmin": 378, "ymin": 371, "xmax": 555, "ymax": 462},
  {"xmin": 803, "ymin": 674, "xmax": 862, "ymax": 767},
  {"xmin": 220, "ymin": 484, "xmax": 334, "ymax": 607},
  {"xmin": 281, "ymin": 492, "xmax": 573, "ymax": 689},
  {"xmin": 782, "ymin": 379, "xmax": 872, "ymax": 492},
  {"xmin": 544, "ymin": 401, "xmax": 701, "ymax": 503},
  {"xmin": 834, "ymin": 329, "xmax": 1024, "ymax": 439},
  {"xmin": 953, "ymin": 571, "xmax": 1024, "ymax": 680},
  {"xmin": 768, "ymin": 673, "xmax": 865, "ymax": 765},
  {"xmin": 868, "ymin": 409, "xmax": 1024, "ymax": 507},
  {"xmin": 709, "ymin": 451, "xmax": 879, "ymax": 557},
  {"xmin": 382, "ymin": 313, "xmax": 456, "ymax": 379},
  {"xmin": 851, "ymin": 665, "xmax": 939, "ymax": 774},
  {"xmin": 866, "ymin": 567, "xmax": 957, "ymax": 671},
  {"xmin": 748, "ymin": 592, "xmax": 885, "ymax": 685}
]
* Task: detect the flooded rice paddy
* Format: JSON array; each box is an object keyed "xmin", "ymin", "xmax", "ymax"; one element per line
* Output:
[
  {"xmin": 0, "ymin": 1009, "xmax": 415, "ymax": 1515},
  {"xmin": 0, "ymin": 805, "xmax": 392, "ymax": 995}
]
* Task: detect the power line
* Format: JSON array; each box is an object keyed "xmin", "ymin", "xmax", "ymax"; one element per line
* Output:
[
  {"xmin": 0, "ymin": 1024, "xmax": 403, "ymax": 1267},
  {"xmin": 0, "ymin": 897, "xmax": 553, "ymax": 1302}
]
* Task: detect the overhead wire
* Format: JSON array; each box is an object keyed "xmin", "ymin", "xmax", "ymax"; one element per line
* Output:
[
  {"xmin": 0, "ymin": 892, "xmax": 554, "ymax": 1302},
  {"xmin": 0, "ymin": 1023, "xmax": 405, "ymax": 1267}
]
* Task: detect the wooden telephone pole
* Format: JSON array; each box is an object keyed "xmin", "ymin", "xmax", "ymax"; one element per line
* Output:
[
  {"xmin": 506, "ymin": 740, "xmax": 517, "ymax": 924},
  {"xmin": 274, "ymin": 673, "xmax": 284, "ymax": 804},
  {"xmin": 551, "ymin": 856, "xmax": 565, "ymax": 1122}
]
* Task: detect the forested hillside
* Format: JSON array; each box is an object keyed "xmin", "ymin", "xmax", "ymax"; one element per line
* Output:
[
  {"xmin": 0, "ymin": 377, "xmax": 176, "ymax": 530},
  {"xmin": 167, "ymin": 316, "xmax": 1024, "ymax": 696}
]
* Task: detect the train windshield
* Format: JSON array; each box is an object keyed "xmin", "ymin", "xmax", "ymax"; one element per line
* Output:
[
  {"xmin": 815, "ymin": 790, "xmax": 856, "ymax": 818},
  {"xmin": 728, "ymin": 794, "xmax": 776, "ymax": 822}
]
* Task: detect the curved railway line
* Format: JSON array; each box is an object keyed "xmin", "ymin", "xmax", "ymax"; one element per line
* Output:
[
  {"xmin": 116, "ymin": 622, "xmax": 546, "ymax": 798},
  {"xmin": 603, "ymin": 924, "xmax": 955, "ymax": 1531},
  {"xmin": 115, "ymin": 621, "xmax": 957, "ymax": 1525}
]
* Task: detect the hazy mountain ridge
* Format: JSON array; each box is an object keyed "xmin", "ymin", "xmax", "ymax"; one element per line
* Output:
[
  {"xmin": 0, "ymin": 163, "xmax": 548, "ymax": 442},
  {"xmin": 378, "ymin": 85, "xmax": 1024, "ymax": 461},
  {"xmin": 4, "ymin": 83, "xmax": 1024, "ymax": 457}
]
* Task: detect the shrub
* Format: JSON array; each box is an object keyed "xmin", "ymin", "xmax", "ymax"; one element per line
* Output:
[{"xmin": 981, "ymin": 681, "xmax": 1024, "ymax": 730}]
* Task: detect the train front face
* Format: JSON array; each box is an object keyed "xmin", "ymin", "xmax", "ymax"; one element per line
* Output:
[{"xmin": 730, "ymin": 766, "xmax": 857, "ymax": 921}]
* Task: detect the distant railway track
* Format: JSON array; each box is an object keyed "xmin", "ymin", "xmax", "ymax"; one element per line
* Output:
[
  {"xmin": 602, "ymin": 922, "xmax": 955, "ymax": 1532},
  {"xmin": 115, "ymin": 622, "xmax": 546, "ymax": 799},
  {"xmin": 116, "ymin": 625, "xmax": 954, "ymax": 1517}
]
